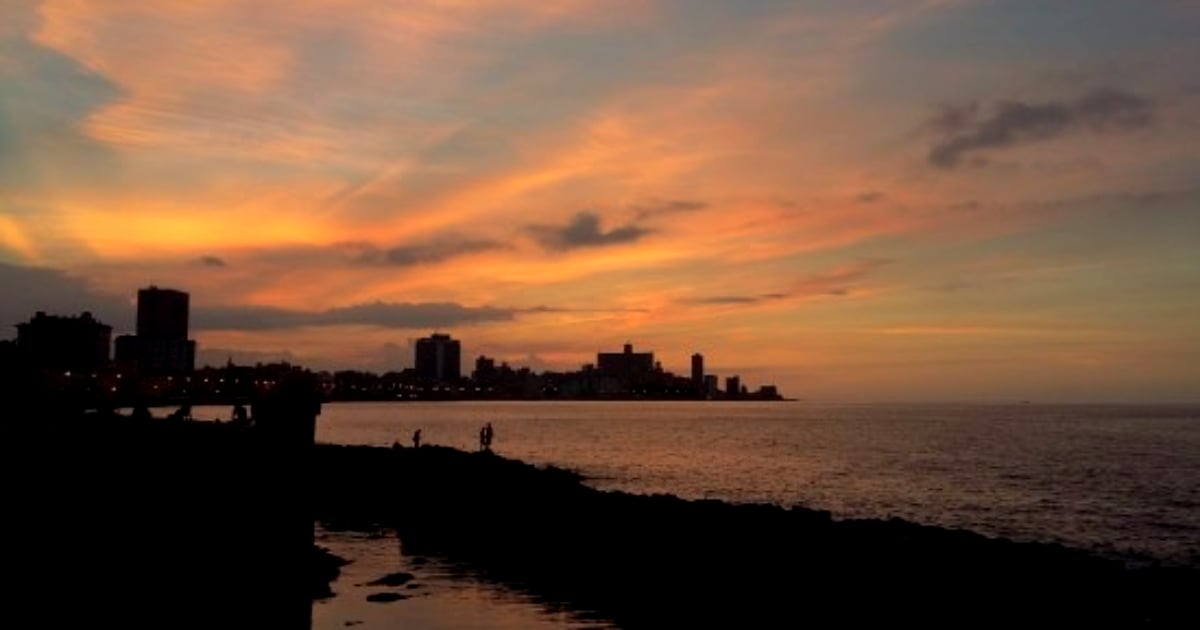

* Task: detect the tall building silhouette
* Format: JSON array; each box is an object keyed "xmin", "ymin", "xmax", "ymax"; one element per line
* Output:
[
  {"xmin": 16, "ymin": 311, "xmax": 111, "ymax": 371},
  {"xmin": 415, "ymin": 333, "xmax": 461, "ymax": 381},
  {"xmin": 473, "ymin": 355, "xmax": 497, "ymax": 382},
  {"xmin": 137, "ymin": 286, "xmax": 189, "ymax": 340},
  {"xmin": 594, "ymin": 343, "xmax": 656, "ymax": 394},
  {"xmin": 691, "ymin": 353, "xmax": 704, "ymax": 392},
  {"xmin": 597, "ymin": 343, "xmax": 654, "ymax": 376},
  {"xmin": 725, "ymin": 375, "xmax": 741, "ymax": 400},
  {"xmin": 115, "ymin": 286, "xmax": 195, "ymax": 375}
]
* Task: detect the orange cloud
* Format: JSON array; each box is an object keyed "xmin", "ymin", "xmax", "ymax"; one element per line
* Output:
[{"xmin": 0, "ymin": 215, "xmax": 40, "ymax": 261}]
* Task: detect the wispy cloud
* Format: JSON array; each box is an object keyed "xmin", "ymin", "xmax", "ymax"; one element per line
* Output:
[
  {"xmin": 927, "ymin": 88, "xmax": 1154, "ymax": 168},
  {"xmin": 198, "ymin": 255, "xmax": 227, "ymax": 268},
  {"xmin": 792, "ymin": 258, "xmax": 893, "ymax": 297},
  {"xmin": 872, "ymin": 325, "xmax": 1113, "ymax": 338},
  {"xmin": 687, "ymin": 259, "xmax": 892, "ymax": 306},
  {"xmin": 350, "ymin": 239, "xmax": 504, "ymax": 267},
  {"xmin": 527, "ymin": 211, "xmax": 650, "ymax": 251}
]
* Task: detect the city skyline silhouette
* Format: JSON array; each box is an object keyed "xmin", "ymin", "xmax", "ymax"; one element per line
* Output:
[{"xmin": 2, "ymin": 285, "xmax": 783, "ymax": 405}]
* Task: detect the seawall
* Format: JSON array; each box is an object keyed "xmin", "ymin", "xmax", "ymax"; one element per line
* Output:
[{"xmin": 5, "ymin": 381, "xmax": 321, "ymax": 629}]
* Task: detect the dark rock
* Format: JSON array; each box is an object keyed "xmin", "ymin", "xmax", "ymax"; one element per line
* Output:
[
  {"xmin": 312, "ymin": 545, "xmax": 350, "ymax": 599},
  {"xmin": 366, "ymin": 571, "xmax": 415, "ymax": 587},
  {"xmin": 365, "ymin": 592, "xmax": 409, "ymax": 603}
]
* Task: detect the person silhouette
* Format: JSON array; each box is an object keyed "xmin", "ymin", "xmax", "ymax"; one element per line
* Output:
[
  {"xmin": 231, "ymin": 403, "xmax": 249, "ymax": 426},
  {"xmin": 168, "ymin": 404, "xmax": 192, "ymax": 422},
  {"xmin": 479, "ymin": 425, "xmax": 488, "ymax": 452},
  {"xmin": 412, "ymin": 428, "xmax": 422, "ymax": 448},
  {"xmin": 483, "ymin": 422, "xmax": 494, "ymax": 451}
]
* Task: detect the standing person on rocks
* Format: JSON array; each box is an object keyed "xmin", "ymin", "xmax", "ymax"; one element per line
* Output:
[
  {"xmin": 484, "ymin": 422, "xmax": 494, "ymax": 451},
  {"xmin": 231, "ymin": 403, "xmax": 249, "ymax": 426},
  {"xmin": 412, "ymin": 428, "xmax": 422, "ymax": 448}
]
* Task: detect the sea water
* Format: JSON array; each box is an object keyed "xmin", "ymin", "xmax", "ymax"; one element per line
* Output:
[{"xmin": 193, "ymin": 401, "xmax": 1199, "ymax": 628}]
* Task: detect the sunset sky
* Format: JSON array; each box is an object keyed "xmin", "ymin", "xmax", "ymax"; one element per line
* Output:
[{"xmin": 2, "ymin": 0, "xmax": 1198, "ymax": 401}]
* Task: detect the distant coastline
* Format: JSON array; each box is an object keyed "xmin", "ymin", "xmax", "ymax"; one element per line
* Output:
[{"xmin": 316, "ymin": 390, "xmax": 793, "ymax": 404}]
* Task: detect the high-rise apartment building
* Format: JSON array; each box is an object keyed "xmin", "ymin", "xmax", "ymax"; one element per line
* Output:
[
  {"xmin": 137, "ymin": 287, "xmax": 189, "ymax": 340},
  {"xmin": 115, "ymin": 286, "xmax": 195, "ymax": 374},
  {"xmin": 415, "ymin": 333, "xmax": 461, "ymax": 381}
]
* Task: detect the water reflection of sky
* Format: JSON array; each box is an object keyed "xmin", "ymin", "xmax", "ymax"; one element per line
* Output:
[{"xmin": 312, "ymin": 526, "xmax": 613, "ymax": 630}]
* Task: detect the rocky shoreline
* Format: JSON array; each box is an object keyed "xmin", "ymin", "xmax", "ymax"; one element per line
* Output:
[{"xmin": 311, "ymin": 443, "xmax": 1197, "ymax": 628}]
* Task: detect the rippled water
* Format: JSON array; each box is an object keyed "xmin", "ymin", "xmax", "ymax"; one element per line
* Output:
[
  {"xmin": 191, "ymin": 400, "xmax": 1199, "ymax": 627},
  {"xmin": 238, "ymin": 400, "xmax": 1200, "ymax": 568}
]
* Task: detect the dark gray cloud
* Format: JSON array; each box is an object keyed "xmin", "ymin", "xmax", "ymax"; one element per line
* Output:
[
  {"xmin": 1015, "ymin": 185, "xmax": 1200, "ymax": 213},
  {"xmin": 523, "ymin": 304, "xmax": 650, "ymax": 314},
  {"xmin": 632, "ymin": 199, "xmax": 709, "ymax": 221},
  {"xmin": 191, "ymin": 305, "xmax": 308, "ymax": 331},
  {"xmin": 927, "ymin": 88, "xmax": 1154, "ymax": 168},
  {"xmin": 351, "ymin": 239, "xmax": 504, "ymax": 267},
  {"xmin": 0, "ymin": 263, "xmax": 132, "ymax": 333},
  {"xmin": 691, "ymin": 293, "xmax": 788, "ymax": 305},
  {"xmin": 193, "ymin": 301, "xmax": 642, "ymax": 332},
  {"xmin": 198, "ymin": 255, "xmax": 227, "ymax": 268},
  {"xmin": 193, "ymin": 301, "xmax": 517, "ymax": 331},
  {"xmin": 527, "ymin": 212, "xmax": 650, "ymax": 251},
  {"xmin": 321, "ymin": 302, "xmax": 515, "ymax": 328}
]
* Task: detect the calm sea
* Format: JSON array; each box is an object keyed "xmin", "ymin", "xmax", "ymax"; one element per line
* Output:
[{"xmin": 195, "ymin": 400, "xmax": 1199, "ymax": 628}]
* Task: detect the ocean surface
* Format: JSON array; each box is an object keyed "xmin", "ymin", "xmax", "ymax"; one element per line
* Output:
[{"xmin": 204, "ymin": 400, "xmax": 1200, "ymax": 628}]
